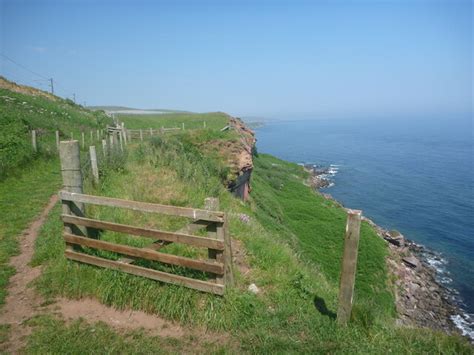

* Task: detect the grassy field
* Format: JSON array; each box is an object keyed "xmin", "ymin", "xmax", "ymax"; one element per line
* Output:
[
  {"xmin": 29, "ymin": 130, "xmax": 471, "ymax": 353},
  {"xmin": 118, "ymin": 111, "xmax": 230, "ymax": 131}
]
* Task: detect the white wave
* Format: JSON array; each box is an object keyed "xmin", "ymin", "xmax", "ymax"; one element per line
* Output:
[{"xmin": 451, "ymin": 313, "xmax": 474, "ymax": 341}]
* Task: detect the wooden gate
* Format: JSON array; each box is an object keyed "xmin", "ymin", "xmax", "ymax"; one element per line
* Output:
[{"xmin": 59, "ymin": 190, "xmax": 233, "ymax": 295}]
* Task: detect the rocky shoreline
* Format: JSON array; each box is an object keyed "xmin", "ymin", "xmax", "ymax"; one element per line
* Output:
[
  {"xmin": 303, "ymin": 164, "xmax": 335, "ymax": 189},
  {"xmin": 315, "ymin": 190, "xmax": 469, "ymax": 340}
]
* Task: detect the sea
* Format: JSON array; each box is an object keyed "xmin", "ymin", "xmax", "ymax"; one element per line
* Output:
[{"xmin": 253, "ymin": 115, "xmax": 473, "ymax": 339}]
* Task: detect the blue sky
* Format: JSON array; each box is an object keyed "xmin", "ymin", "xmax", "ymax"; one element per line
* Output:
[{"xmin": 1, "ymin": 0, "xmax": 472, "ymax": 118}]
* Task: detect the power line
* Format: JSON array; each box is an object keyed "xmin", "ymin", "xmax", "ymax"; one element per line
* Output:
[
  {"xmin": 0, "ymin": 52, "xmax": 49, "ymax": 80},
  {"xmin": 0, "ymin": 52, "xmax": 79, "ymax": 100}
]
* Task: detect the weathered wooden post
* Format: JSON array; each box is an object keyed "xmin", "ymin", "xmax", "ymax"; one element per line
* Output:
[
  {"xmin": 89, "ymin": 146, "xmax": 99, "ymax": 185},
  {"xmin": 337, "ymin": 209, "xmax": 362, "ymax": 325},
  {"xmin": 109, "ymin": 133, "xmax": 114, "ymax": 148},
  {"xmin": 90, "ymin": 131, "xmax": 93, "ymax": 144},
  {"xmin": 81, "ymin": 132, "xmax": 85, "ymax": 149},
  {"xmin": 205, "ymin": 197, "xmax": 234, "ymax": 287},
  {"xmin": 182, "ymin": 122, "xmax": 185, "ymax": 130},
  {"xmin": 96, "ymin": 129, "xmax": 100, "ymax": 140},
  {"xmin": 31, "ymin": 130, "xmax": 37, "ymax": 153},
  {"xmin": 203, "ymin": 121, "xmax": 206, "ymax": 128},
  {"xmin": 140, "ymin": 129, "xmax": 143, "ymax": 141},
  {"xmin": 102, "ymin": 139, "xmax": 107, "ymax": 157},
  {"xmin": 59, "ymin": 140, "xmax": 84, "ymax": 245},
  {"xmin": 55, "ymin": 130, "xmax": 60, "ymax": 150},
  {"xmin": 149, "ymin": 128, "xmax": 153, "ymax": 137}
]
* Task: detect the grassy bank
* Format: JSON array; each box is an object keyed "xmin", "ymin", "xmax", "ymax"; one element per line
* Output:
[
  {"xmin": 0, "ymin": 86, "xmax": 111, "ymax": 178},
  {"xmin": 29, "ymin": 127, "xmax": 471, "ymax": 352},
  {"xmin": 251, "ymin": 154, "xmax": 394, "ymax": 320}
]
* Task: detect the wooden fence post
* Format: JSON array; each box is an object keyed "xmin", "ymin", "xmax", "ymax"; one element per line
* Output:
[
  {"xmin": 90, "ymin": 131, "xmax": 93, "ymax": 144},
  {"xmin": 109, "ymin": 133, "xmax": 114, "ymax": 148},
  {"xmin": 205, "ymin": 197, "xmax": 220, "ymax": 276},
  {"xmin": 55, "ymin": 130, "xmax": 60, "ymax": 150},
  {"xmin": 140, "ymin": 129, "xmax": 143, "ymax": 141},
  {"xmin": 205, "ymin": 198, "xmax": 234, "ymax": 288},
  {"xmin": 102, "ymin": 139, "xmax": 107, "ymax": 157},
  {"xmin": 337, "ymin": 209, "xmax": 362, "ymax": 325},
  {"xmin": 31, "ymin": 130, "xmax": 37, "ymax": 153},
  {"xmin": 81, "ymin": 132, "xmax": 85, "ymax": 149},
  {"xmin": 149, "ymin": 128, "xmax": 153, "ymax": 137},
  {"xmin": 203, "ymin": 121, "xmax": 206, "ymax": 128},
  {"xmin": 89, "ymin": 146, "xmax": 99, "ymax": 185},
  {"xmin": 161, "ymin": 126, "xmax": 164, "ymax": 134},
  {"xmin": 182, "ymin": 123, "xmax": 185, "ymax": 130},
  {"xmin": 59, "ymin": 140, "xmax": 85, "ymax": 245},
  {"xmin": 97, "ymin": 130, "xmax": 100, "ymax": 140}
]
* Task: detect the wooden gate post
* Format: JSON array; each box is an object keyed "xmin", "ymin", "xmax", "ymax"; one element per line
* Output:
[
  {"xmin": 31, "ymin": 130, "xmax": 37, "ymax": 153},
  {"xmin": 337, "ymin": 209, "xmax": 362, "ymax": 325},
  {"xmin": 55, "ymin": 130, "xmax": 60, "ymax": 150},
  {"xmin": 81, "ymin": 132, "xmax": 85, "ymax": 149},
  {"xmin": 205, "ymin": 198, "xmax": 234, "ymax": 288},
  {"xmin": 59, "ymin": 140, "xmax": 85, "ymax": 245},
  {"xmin": 89, "ymin": 146, "xmax": 99, "ymax": 185},
  {"xmin": 90, "ymin": 131, "xmax": 93, "ymax": 144}
]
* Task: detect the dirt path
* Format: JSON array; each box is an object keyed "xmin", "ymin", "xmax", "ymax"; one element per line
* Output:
[
  {"xmin": 0, "ymin": 194, "xmax": 187, "ymax": 353},
  {"xmin": 0, "ymin": 194, "xmax": 59, "ymax": 353}
]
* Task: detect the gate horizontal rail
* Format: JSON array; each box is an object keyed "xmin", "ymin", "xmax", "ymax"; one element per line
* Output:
[{"xmin": 59, "ymin": 189, "xmax": 233, "ymax": 295}]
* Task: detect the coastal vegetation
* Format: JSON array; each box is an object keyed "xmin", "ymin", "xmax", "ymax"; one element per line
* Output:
[{"xmin": 0, "ymin": 81, "xmax": 471, "ymax": 353}]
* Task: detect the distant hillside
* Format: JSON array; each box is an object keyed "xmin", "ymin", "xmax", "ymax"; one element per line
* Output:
[
  {"xmin": 0, "ymin": 77, "xmax": 112, "ymax": 178},
  {"xmin": 0, "ymin": 76, "xmax": 57, "ymax": 101}
]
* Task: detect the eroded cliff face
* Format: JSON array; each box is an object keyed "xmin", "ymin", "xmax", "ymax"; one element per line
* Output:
[
  {"xmin": 199, "ymin": 115, "xmax": 256, "ymax": 201},
  {"xmin": 227, "ymin": 117, "xmax": 256, "ymax": 200}
]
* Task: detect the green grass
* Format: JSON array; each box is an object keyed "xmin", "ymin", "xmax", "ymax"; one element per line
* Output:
[
  {"xmin": 251, "ymin": 154, "xmax": 395, "ymax": 319},
  {"xmin": 119, "ymin": 112, "xmax": 230, "ymax": 131},
  {"xmin": 0, "ymin": 158, "xmax": 61, "ymax": 306},
  {"xmin": 30, "ymin": 133, "xmax": 471, "ymax": 353},
  {"xmin": 24, "ymin": 315, "xmax": 228, "ymax": 354}
]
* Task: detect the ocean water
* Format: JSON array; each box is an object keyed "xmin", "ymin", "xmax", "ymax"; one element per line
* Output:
[{"xmin": 254, "ymin": 116, "xmax": 473, "ymax": 336}]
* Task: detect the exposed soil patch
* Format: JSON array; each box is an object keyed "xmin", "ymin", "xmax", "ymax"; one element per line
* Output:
[{"xmin": 54, "ymin": 298, "xmax": 184, "ymax": 338}]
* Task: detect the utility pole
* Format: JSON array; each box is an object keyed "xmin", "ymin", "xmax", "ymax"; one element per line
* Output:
[{"xmin": 49, "ymin": 78, "xmax": 54, "ymax": 94}]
